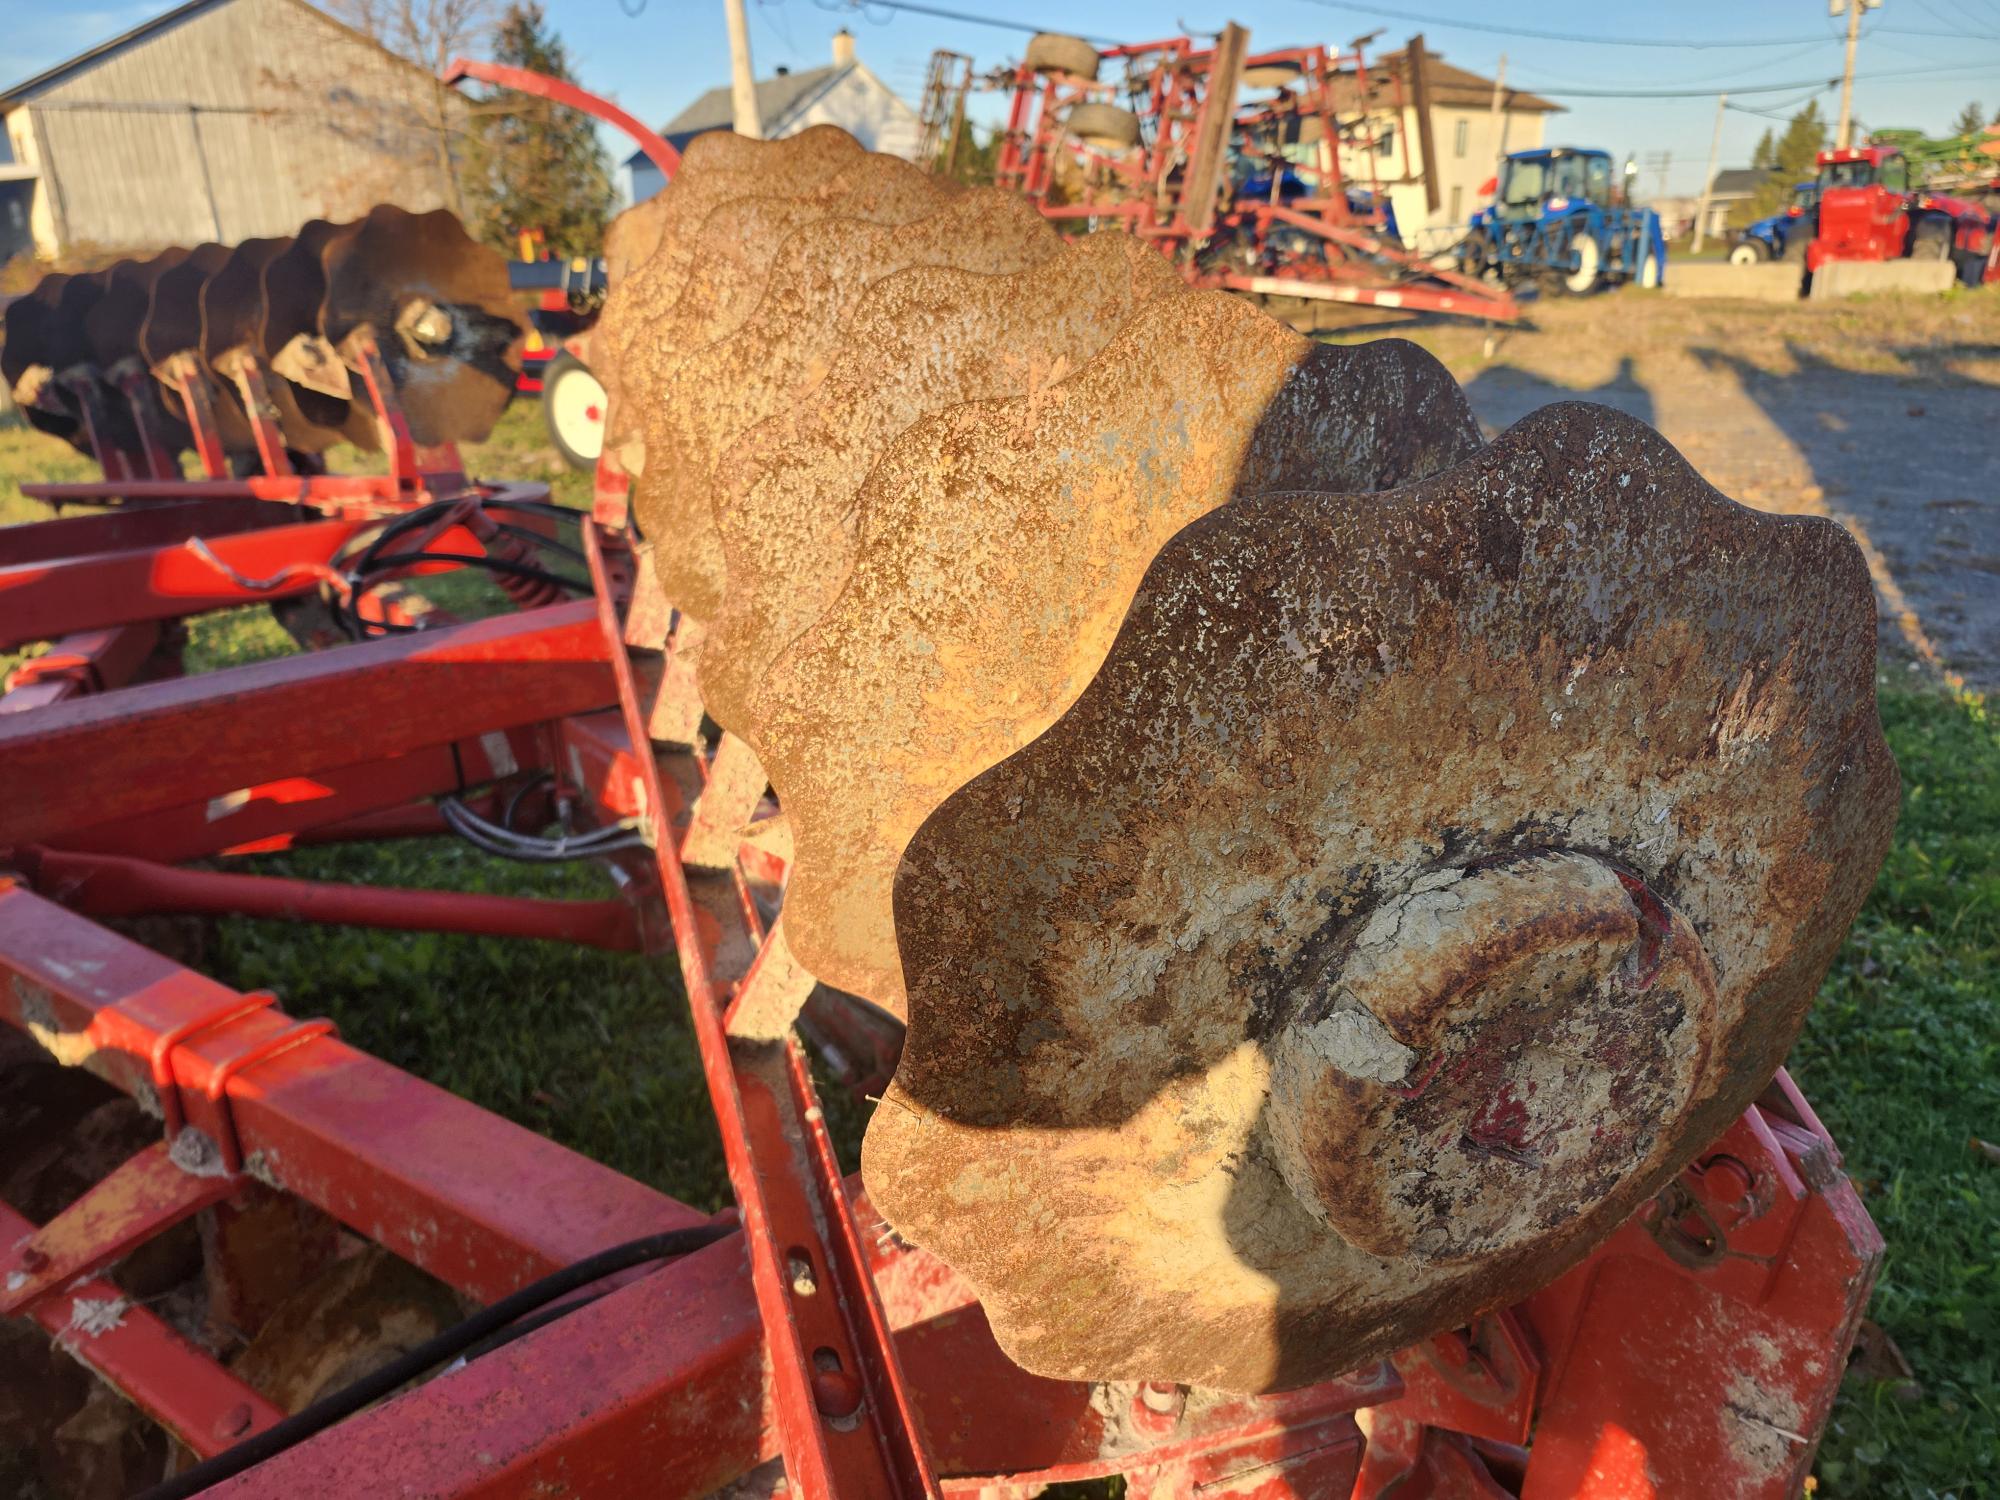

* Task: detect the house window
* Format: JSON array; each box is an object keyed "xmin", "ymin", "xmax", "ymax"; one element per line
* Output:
[
  {"xmin": 1454, "ymin": 118, "xmax": 1469, "ymax": 158},
  {"xmin": 1450, "ymin": 184, "xmax": 1463, "ymax": 222}
]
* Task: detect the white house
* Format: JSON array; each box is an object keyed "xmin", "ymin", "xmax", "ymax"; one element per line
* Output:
[
  {"xmin": 1329, "ymin": 48, "xmax": 1563, "ymax": 251},
  {"xmin": 626, "ymin": 30, "xmax": 922, "ymax": 205}
]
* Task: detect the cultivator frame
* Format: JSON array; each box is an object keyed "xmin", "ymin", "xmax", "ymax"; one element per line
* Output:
[{"xmin": 995, "ymin": 27, "xmax": 1519, "ymax": 321}]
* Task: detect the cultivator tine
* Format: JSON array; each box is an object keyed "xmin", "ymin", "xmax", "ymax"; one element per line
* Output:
[
  {"xmin": 868, "ymin": 402, "xmax": 1898, "ymax": 1392},
  {"xmin": 316, "ymin": 205, "xmax": 525, "ymax": 446},
  {"xmin": 604, "ymin": 130, "xmax": 1901, "ymax": 1408},
  {"xmin": 260, "ymin": 218, "xmax": 376, "ymax": 452}
]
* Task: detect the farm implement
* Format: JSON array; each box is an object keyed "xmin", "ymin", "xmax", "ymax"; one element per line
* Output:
[
  {"xmin": 0, "ymin": 119, "xmax": 1901, "ymax": 1499},
  {"xmin": 992, "ymin": 27, "xmax": 1519, "ymax": 322}
]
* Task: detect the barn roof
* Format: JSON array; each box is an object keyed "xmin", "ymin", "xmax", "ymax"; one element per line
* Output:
[{"xmin": 0, "ymin": 0, "xmax": 443, "ymax": 111}]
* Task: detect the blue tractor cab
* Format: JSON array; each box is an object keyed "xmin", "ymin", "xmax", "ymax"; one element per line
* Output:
[
  {"xmin": 1461, "ymin": 147, "xmax": 1667, "ymax": 293},
  {"xmin": 1729, "ymin": 181, "xmax": 1819, "ymax": 265}
]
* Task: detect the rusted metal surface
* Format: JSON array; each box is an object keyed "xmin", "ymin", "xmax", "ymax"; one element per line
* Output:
[
  {"xmin": 737, "ymin": 289, "xmax": 1479, "ymax": 1015},
  {"xmin": 318, "ymin": 204, "xmax": 526, "ymax": 446},
  {"xmin": 260, "ymin": 218, "xmax": 378, "ymax": 452},
  {"xmin": 867, "ymin": 400, "xmax": 1897, "ymax": 1392}
]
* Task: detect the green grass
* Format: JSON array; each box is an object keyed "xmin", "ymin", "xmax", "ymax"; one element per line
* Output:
[
  {"xmin": 1790, "ymin": 679, "xmax": 2000, "ymax": 1499},
  {"xmin": 3, "ymin": 403, "xmax": 1997, "ymax": 1496}
]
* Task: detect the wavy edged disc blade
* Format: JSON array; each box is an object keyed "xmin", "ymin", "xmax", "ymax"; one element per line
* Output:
[
  {"xmin": 317, "ymin": 205, "xmax": 524, "ymax": 446},
  {"xmin": 201, "ymin": 236, "xmax": 292, "ymax": 366},
  {"xmin": 623, "ymin": 151, "xmax": 964, "ymax": 620},
  {"xmin": 698, "ymin": 227, "xmax": 1178, "ymax": 736},
  {"xmin": 864, "ymin": 400, "xmax": 1899, "ymax": 1394},
  {"xmin": 3, "ymin": 274, "xmax": 81, "ymax": 445},
  {"xmin": 260, "ymin": 219, "xmax": 374, "ymax": 452},
  {"xmin": 85, "ymin": 250, "xmax": 190, "ymax": 371},
  {"xmin": 743, "ymin": 294, "xmax": 1482, "ymax": 1017},
  {"xmin": 141, "ymin": 243, "xmax": 254, "ymax": 449}
]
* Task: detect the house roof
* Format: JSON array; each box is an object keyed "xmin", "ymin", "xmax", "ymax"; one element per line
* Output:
[
  {"xmin": 1365, "ymin": 50, "xmax": 1563, "ymax": 114},
  {"xmin": 1710, "ymin": 168, "xmax": 1774, "ymax": 197},
  {"xmin": 642, "ymin": 63, "xmax": 848, "ymax": 159},
  {"xmin": 1, "ymin": 0, "xmax": 446, "ymax": 112}
]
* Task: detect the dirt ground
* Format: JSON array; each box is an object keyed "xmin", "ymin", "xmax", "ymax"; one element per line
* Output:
[{"xmin": 1313, "ymin": 288, "xmax": 2000, "ymax": 690}]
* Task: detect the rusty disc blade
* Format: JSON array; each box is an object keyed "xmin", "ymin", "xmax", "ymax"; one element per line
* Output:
[
  {"xmin": 200, "ymin": 236, "xmax": 294, "ymax": 448},
  {"xmin": 259, "ymin": 219, "xmax": 374, "ymax": 452},
  {"xmin": 863, "ymin": 400, "xmax": 1899, "ymax": 1394},
  {"xmin": 85, "ymin": 250, "xmax": 192, "ymax": 370},
  {"xmin": 317, "ymin": 205, "xmax": 524, "ymax": 446},
  {"xmin": 140, "ymin": 243, "xmax": 257, "ymax": 451},
  {"xmin": 696, "ymin": 225, "xmax": 1173, "ymax": 736},
  {"xmin": 740, "ymin": 290, "xmax": 1482, "ymax": 1018},
  {"xmin": 2, "ymin": 274, "xmax": 81, "ymax": 445}
]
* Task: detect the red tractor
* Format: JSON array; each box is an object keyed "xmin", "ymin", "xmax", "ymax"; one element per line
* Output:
[{"xmin": 1808, "ymin": 144, "xmax": 2000, "ymax": 286}]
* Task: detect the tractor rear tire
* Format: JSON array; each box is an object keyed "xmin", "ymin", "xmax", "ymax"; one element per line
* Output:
[
  {"xmin": 1729, "ymin": 241, "xmax": 1767, "ymax": 267},
  {"xmin": 1026, "ymin": 33, "xmax": 1100, "ymax": 81},
  {"xmin": 1064, "ymin": 102, "xmax": 1142, "ymax": 152},
  {"xmin": 1910, "ymin": 220, "xmax": 1951, "ymax": 261},
  {"xmin": 542, "ymin": 351, "xmax": 607, "ymax": 471},
  {"xmin": 1562, "ymin": 232, "xmax": 1602, "ymax": 295}
]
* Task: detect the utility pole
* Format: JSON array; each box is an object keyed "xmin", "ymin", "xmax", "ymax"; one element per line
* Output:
[
  {"xmin": 1834, "ymin": 0, "xmax": 1864, "ymax": 151},
  {"xmin": 1487, "ymin": 51, "xmax": 1507, "ymax": 184},
  {"xmin": 724, "ymin": 0, "xmax": 763, "ymax": 139},
  {"xmin": 1691, "ymin": 92, "xmax": 1726, "ymax": 253}
]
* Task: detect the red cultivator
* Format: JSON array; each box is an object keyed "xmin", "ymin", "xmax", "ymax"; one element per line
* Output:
[
  {"xmin": 1, "ymin": 92, "xmax": 1893, "ymax": 1500},
  {"xmin": 995, "ymin": 27, "xmax": 1518, "ymax": 321}
]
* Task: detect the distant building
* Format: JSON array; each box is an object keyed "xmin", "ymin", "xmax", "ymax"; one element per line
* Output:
[
  {"xmin": 1330, "ymin": 49, "xmax": 1564, "ymax": 250},
  {"xmin": 0, "ymin": 0, "xmax": 468, "ymax": 261},
  {"xmin": 1696, "ymin": 169, "xmax": 1771, "ymax": 239},
  {"xmin": 625, "ymin": 30, "xmax": 923, "ymax": 205}
]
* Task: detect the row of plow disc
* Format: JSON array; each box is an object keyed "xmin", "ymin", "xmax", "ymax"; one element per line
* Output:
[
  {"xmin": 600, "ymin": 126, "xmax": 1901, "ymax": 1395},
  {"xmin": 1, "ymin": 206, "xmax": 524, "ymax": 460}
]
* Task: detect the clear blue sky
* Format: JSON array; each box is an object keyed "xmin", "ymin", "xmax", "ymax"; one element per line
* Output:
[{"xmin": 6, "ymin": 0, "xmax": 1999, "ymax": 198}]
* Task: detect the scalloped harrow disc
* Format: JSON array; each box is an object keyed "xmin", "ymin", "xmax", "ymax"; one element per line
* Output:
[
  {"xmin": 317, "ymin": 205, "xmax": 524, "ymax": 446},
  {"xmin": 739, "ymin": 289, "xmax": 1482, "ymax": 1016},
  {"xmin": 201, "ymin": 236, "xmax": 292, "ymax": 368},
  {"xmin": 140, "ymin": 242, "xmax": 256, "ymax": 449},
  {"xmin": 3, "ymin": 275, "xmax": 81, "ymax": 445},
  {"xmin": 864, "ymin": 401, "xmax": 1898, "ymax": 1393},
  {"xmin": 621, "ymin": 150, "xmax": 970, "ymax": 621},
  {"xmin": 696, "ymin": 227, "xmax": 1178, "ymax": 734},
  {"xmin": 260, "ymin": 218, "xmax": 380, "ymax": 452}
]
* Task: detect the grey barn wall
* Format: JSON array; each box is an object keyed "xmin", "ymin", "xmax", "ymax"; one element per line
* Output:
[{"xmin": 26, "ymin": 0, "xmax": 465, "ymax": 252}]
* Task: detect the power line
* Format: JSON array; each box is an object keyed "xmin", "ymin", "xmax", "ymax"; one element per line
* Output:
[
  {"xmin": 814, "ymin": 0, "xmax": 1123, "ymax": 45},
  {"xmin": 1518, "ymin": 60, "xmax": 2000, "ymax": 98},
  {"xmin": 1285, "ymin": 0, "xmax": 1868, "ymax": 49}
]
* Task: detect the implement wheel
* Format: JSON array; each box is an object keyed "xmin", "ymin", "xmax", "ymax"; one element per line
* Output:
[
  {"xmin": 1064, "ymin": 102, "xmax": 1142, "ymax": 152},
  {"xmin": 542, "ymin": 351, "xmax": 606, "ymax": 470},
  {"xmin": 1025, "ymin": 33, "xmax": 1099, "ymax": 81}
]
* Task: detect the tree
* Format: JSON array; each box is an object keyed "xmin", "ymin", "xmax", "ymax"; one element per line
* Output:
[
  {"xmin": 1734, "ymin": 100, "xmax": 1827, "ymax": 227},
  {"xmin": 1751, "ymin": 129, "xmax": 1777, "ymax": 171},
  {"xmin": 327, "ymin": 0, "xmax": 499, "ymax": 217},
  {"xmin": 1950, "ymin": 102, "xmax": 1985, "ymax": 139},
  {"xmin": 461, "ymin": 4, "xmax": 617, "ymax": 258}
]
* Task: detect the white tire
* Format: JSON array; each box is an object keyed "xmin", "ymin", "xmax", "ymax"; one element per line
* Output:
[
  {"xmin": 1638, "ymin": 252, "xmax": 1662, "ymax": 288},
  {"xmin": 1728, "ymin": 242, "xmax": 1763, "ymax": 267},
  {"xmin": 1563, "ymin": 232, "xmax": 1601, "ymax": 295},
  {"xmin": 1025, "ymin": 33, "xmax": 1099, "ymax": 81},
  {"xmin": 542, "ymin": 351, "xmax": 606, "ymax": 469}
]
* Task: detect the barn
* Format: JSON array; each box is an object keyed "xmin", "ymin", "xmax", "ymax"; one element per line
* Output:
[{"xmin": 0, "ymin": 0, "xmax": 469, "ymax": 263}]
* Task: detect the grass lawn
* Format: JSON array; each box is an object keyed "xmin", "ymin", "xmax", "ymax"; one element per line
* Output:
[{"xmin": 2, "ymin": 404, "xmax": 1996, "ymax": 1496}]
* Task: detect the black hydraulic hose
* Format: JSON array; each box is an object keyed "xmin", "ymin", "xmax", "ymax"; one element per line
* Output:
[{"xmin": 138, "ymin": 1223, "xmax": 733, "ymax": 1500}]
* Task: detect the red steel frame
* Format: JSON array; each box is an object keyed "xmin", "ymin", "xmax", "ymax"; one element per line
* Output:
[
  {"xmin": 996, "ymin": 30, "xmax": 1519, "ymax": 321},
  {"xmin": 0, "ymin": 57, "xmax": 1880, "ymax": 1500}
]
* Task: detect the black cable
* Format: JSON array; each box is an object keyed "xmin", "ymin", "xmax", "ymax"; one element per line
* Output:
[{"xmin": 137, "ymin": 1224, "xmax": 732, "ymax": 1500}]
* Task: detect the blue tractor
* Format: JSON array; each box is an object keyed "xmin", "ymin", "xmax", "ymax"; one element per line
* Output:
[
  {"xmin": 1728, "ymin": 181, "xmax": 1819, "ymax": 265},
  {"xmin": 1458, "ymin": 147, "xmax": 1667, "ymax": 294}
]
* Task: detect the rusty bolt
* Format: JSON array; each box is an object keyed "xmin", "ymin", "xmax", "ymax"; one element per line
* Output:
[{"xmin": 17, "ymin": 1247, "xmax": 49, "ymax": 1275}]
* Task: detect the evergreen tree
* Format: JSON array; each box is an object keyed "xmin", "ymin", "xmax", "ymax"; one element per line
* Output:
[
  {"xmin": 1751, "ymin": 129, "xmax": 1777, "ymax": 171},
  {"xmin": 1950, "ymin": 102, "xmax": 1985, "ymax": 140},
  {"xmin": 463, "ymin": 3, "xmax": 617, "ymax": 258},
  {"xmin": 1735, "ymin": 101, "xmax": 1827, "ymax": 226}
]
